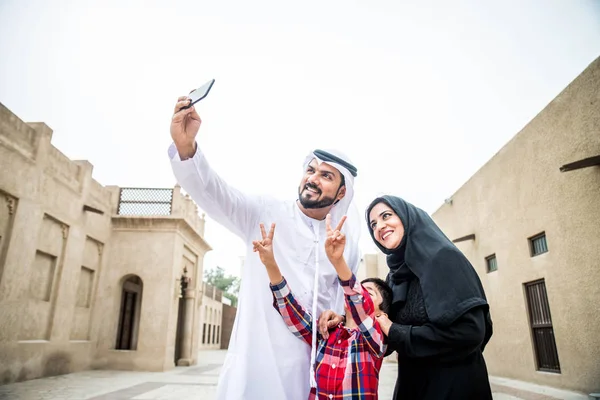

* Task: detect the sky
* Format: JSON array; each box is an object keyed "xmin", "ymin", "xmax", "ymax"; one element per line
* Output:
[{"xmin": 1, "ymin": 0, "xmax": 599, "ymax": 279}]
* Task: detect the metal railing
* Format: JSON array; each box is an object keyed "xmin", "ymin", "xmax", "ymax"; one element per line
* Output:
[{"xmin": 117, "ymin": 188, "xmax": 173, "ymax": 216}]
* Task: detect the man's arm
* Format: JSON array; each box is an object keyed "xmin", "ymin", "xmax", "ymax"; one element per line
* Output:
[
  {"xmin": 169, "ymin": 98, "xmax": 262, "ymax": 241},
  {"xmin": 270, "ymin": 278, "xmax": 314, "ymax": 346},
  {"xmin": 341, "ymin": 274, "xmax": 386, "ymax": 358},
  {"xmin": 169, "ymin": 144, "xmax": 263, "ymax": 241}
]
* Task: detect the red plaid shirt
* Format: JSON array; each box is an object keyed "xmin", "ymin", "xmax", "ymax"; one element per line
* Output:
[{"xmin": 271, "ymin": 274, "xmax": 387, "ymax": 400}]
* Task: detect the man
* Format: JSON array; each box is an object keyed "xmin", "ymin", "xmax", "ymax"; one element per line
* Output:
[{"xmin": 168, "ymin": 96, "xmax": 361, "ymax": 400}]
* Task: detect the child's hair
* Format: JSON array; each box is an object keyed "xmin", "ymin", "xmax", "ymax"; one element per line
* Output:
[{"xmin": 361, "ymin": 278, "xmax": 393, "ymax": 315}]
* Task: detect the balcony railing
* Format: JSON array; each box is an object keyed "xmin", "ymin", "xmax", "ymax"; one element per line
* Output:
[{"xmin": 117, "ymin": 188, "xmax": 173, "ymax": 215}]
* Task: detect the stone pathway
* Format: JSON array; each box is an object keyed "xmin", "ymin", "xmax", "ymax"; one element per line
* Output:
[{"xmin": 0, "ymin": 350, "xmax": 589, "ymax": 399}]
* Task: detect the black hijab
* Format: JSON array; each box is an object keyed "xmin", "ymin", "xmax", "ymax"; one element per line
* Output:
[{"xmin": 366, "ymin": 195, "xmax": 493, "ymax": 335}]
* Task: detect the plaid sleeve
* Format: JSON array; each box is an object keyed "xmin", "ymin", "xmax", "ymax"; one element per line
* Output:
[
  {"xmin": 340, "ymin": 274, "xmax": 387, "ymax": 358},
  {"xmin": 270, "ymin": 277, "xmax": 313, "ymax": 346}
]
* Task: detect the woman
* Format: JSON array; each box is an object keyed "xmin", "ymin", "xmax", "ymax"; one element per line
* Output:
[{"xmin": 368, "ymin": 195, "xmax": 493, "ymax": 399}]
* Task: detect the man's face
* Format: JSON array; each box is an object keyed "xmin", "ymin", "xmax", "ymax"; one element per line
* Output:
[{"xmin": 298, "ymin": 159, "xmax": 346, "ymax": 209}]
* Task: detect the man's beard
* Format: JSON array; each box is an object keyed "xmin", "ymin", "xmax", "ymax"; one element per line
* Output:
[{"xmin": 298, "ymin": 183, "xmax": 339, "ymax": 209}]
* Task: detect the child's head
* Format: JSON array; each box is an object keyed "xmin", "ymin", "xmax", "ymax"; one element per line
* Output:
[{"xmin": 361, "ymin": 278, "xmax": 393, "ymax": 316}]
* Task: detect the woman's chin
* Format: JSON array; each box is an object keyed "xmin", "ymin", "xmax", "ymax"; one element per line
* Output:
[
  {"xmin": 378, "ymin": 240, "xmax": 394, "ymax": 250},
  {"xmin": 378, "ymin": 238, "xmax": 400, "ymax": 250}
]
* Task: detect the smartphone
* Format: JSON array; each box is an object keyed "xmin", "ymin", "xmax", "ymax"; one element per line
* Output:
[{"xmin": 181, "ymin": 79, "xmax": 215, "ymax": 109}]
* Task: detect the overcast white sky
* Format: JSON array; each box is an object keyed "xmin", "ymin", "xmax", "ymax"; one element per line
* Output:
[{"xmin": 1, "ymin": 0, "xmax": 599, "ymax": 278}]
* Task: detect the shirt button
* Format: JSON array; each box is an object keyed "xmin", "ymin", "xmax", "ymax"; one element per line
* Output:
[
  {"xmin": 332, "ymin": 364, "xmax": 336, "ymax": 369},
  {"xmin": 337, "ymin": 340, "xmax": 341, "ymax": 344},
  {"xmin": 329, "ymin": 395, "xmax": 333, "ymax": 399}
]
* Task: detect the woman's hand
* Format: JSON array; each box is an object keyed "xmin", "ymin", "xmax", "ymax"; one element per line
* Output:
[
  {"xmin": 375, "ymin": 313, "xmax": 393, "ymax": 336},
  {"xmin": 318, "ymin": 310, "xmax": 344, "ymax": 339}
]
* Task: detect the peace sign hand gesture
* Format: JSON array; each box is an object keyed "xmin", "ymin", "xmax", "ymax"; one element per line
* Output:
[
  {"xmin": 325, "ymin": 214, "xmax": 347, "ymax": 266},
  {"xmin": 252, "ymin": 223, "xmax": 277, "ymax": 269}
]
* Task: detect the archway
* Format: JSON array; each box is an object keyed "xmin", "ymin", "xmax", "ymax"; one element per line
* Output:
[{"xmin": 115, "ymin": 275, "xmax": 143, "ymax": 350}]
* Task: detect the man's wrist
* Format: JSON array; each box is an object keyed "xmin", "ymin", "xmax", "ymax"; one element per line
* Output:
[{"xmin": 177, "ymin": 142, "xmax": 197, "ymax": 160}]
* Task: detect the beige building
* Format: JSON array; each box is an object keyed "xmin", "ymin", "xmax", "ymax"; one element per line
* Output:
[
  {"xmin": 199, "ymin": 282, "xmax": 224, "ymax": 350},
  {"xmin": 220, "ymin": 303, "xmax": 237, "ymax": 350},
  {"xmin": 356, "ymin": 253, "xmax": 387, "ymax": 283},
  {"xmin": 0, "ymin": 102, "xmax": 217, "ymax": 384},
  {"xmin": 359, "ymin": 56, "xmax": 600, "ymax": 394},
  {"xmin": 434, "ymin": 57, "xmax": 600, "ymax": 393}
]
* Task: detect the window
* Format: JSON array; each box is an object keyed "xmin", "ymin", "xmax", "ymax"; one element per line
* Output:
[
  {"xmin": 529, "ymin": 232, "xmax": 548, "ymax": 257},
  {"xmin": 524, "ymin": 279, "xmax": 560, "ymax": 373},
  {"xmin": 202, "ymin": 323, "xmax": 207, "ymax": 344},
  {"xmin": 485, "ymin": 254, "xmax": 498, "ymax": 273}
]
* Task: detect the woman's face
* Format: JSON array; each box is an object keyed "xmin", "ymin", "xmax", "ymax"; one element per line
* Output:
[{"xmin": 369, "ymin": 202, "xmax": 405, "ymax": 250}]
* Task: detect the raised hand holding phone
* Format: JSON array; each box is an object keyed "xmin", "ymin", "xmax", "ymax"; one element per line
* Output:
[{"xmin": 170, "ymin": 79, "xmax": 215, "ymax": 160}]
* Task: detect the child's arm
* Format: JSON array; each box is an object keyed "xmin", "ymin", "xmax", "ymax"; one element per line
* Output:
[
  {"xmin": 324, "ymin": 215, "xmax": 352, "ymax": 280},
  {"xmin": 341, "ymin": 274, "xmax": 387, "ymax": 358},
  {"xmin": 270, "ymin": 278, "xmax": 314, "ymax": 346},
  {"xmin": 252, "ymin": 223, "xmax": 283, "ymax": 285},
  {"xmin": 253, "ymin": 223, "xmax": 313, "ymax": 346},
  {"xmin": 324, "ymin": 215, "xmax": 386, "ymax": 357}
]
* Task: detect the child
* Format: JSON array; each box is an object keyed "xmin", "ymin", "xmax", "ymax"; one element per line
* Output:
[{"xmin": 253, "ymin": 215, "xmax": 393, "ymax": 400}]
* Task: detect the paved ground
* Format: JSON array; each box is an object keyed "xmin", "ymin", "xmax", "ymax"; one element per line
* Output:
[{"xmin": 0, "ymin": 350, "xmax": 590, "ymax": 400}]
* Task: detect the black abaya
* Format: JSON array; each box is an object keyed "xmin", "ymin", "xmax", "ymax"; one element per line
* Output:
[{"xmin": 366, "ymin": 196, "xmax": 493, "ymax": 399}]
